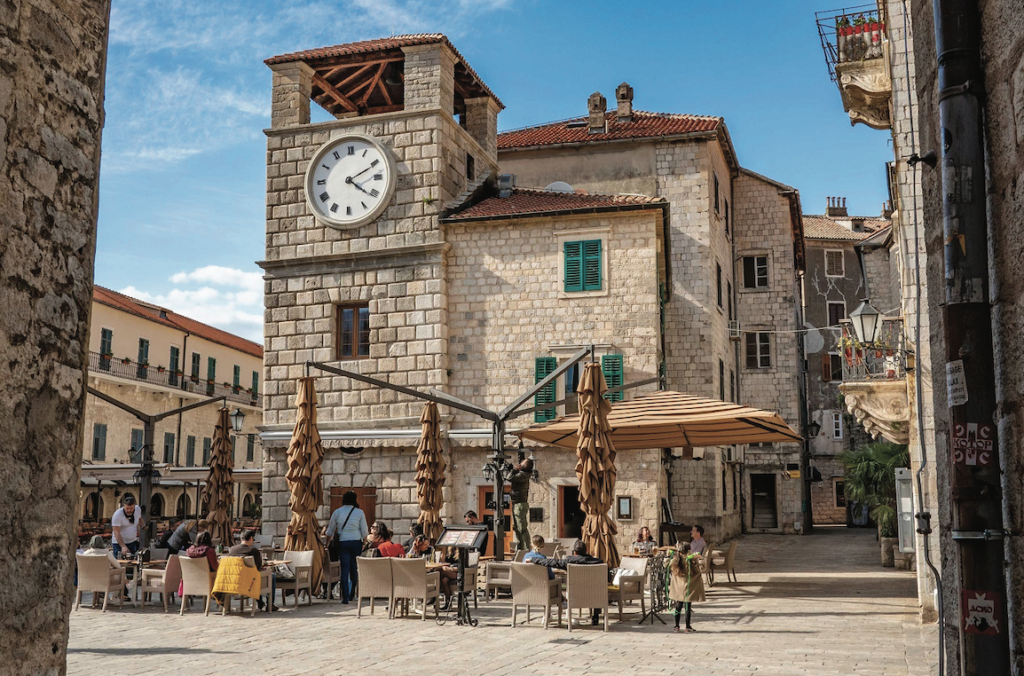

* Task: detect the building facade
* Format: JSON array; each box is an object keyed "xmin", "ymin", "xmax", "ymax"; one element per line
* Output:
[{"xmin": 79, "ymin": 287, "xmax": 264, "ymax": 526}]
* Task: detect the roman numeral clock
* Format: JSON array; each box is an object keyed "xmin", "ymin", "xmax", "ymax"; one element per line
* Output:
[{"xmin": 303, "ymin": 133, "xmax": 397, "ymax": 229}]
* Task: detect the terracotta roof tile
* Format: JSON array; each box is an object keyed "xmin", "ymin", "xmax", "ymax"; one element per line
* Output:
[
  {"xmin": 497, "ymin": 111, "xmax": 721, "ymax": 150},
  {"xmin": 802, "ymin": 214, "xmax": 889, "ymax": 242},
  {"xmin": 265, "ymin": 34, "xmax": 503, "ymax": 108},
  {"xmin": 94, "ymin": 286, "xmax": 263, "ymax": 359},
  {"xmin": 442, "ymin": 188, "xmax": 665, "ymax": 222}
]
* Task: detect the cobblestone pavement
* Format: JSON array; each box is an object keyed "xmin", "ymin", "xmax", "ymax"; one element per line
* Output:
[{"xmin": 67, "ymin": 527, "xmax": 938, "ymax": 675}]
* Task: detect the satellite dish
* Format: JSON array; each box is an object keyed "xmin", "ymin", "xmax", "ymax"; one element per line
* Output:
[
  {"xmin": 545, "ymin": 181, "xmax": 574, "ymax": 193},
  {"xmin": 803, "ymin": 322, "xmax": 824, "ymax": 354}
]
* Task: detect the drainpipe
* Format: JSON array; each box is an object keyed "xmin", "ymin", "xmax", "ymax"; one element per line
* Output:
[{"xmin": 932, "ymin": 1, "xmax": 1010, "ymax": 673}]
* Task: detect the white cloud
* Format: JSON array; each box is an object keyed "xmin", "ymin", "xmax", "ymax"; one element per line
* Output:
[{"xmin": 120, "ymin": 264, "xmax": 264, "ymax": 342}]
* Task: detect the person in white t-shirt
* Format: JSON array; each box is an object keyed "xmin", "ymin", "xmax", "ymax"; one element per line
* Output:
[{"xmin": 111, "ymin": 495, "xmax": 144, "ymax": 559}]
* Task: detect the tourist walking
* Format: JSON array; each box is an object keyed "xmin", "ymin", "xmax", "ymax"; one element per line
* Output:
[
  {"xmin": 669, "ymin": 541, "xmax": 705, "ymax": 633},
  {"xmin": 324, "ymin": 490, "xmax": 368, "ymax": 604}
]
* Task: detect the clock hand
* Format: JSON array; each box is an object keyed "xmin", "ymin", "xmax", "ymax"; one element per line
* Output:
[
  {"xmin": 347, "ymin": 178, "xmax": 372, "ymax": 196},
  {"xmin": 348, "ymin": 164, "xmax": 375, "ymax": 180}
]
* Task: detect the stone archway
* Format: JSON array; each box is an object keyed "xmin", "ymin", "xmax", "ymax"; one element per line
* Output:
[
  {"xmin": 150, "ymin": 493, "xmax": 165, "ymax": 518},
  {"xmin": 83, "ymin": 493, "xmax": 103, "ymax": 522},
  {"xmin": 176, "ymin": 493, "xmax": 191, "ymax": 518}
]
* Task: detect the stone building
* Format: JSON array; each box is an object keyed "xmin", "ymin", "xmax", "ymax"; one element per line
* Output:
[
  {"xmin": 801, "ymin": 200, "xmax": 892, "ymax": 524},
  {"xmin": 258, "ymin": 34, "xmax": 808, "ymax": 557},
  {"xmin": 80, "ymin": 287, "xmax": 264, "ymax": 526}
]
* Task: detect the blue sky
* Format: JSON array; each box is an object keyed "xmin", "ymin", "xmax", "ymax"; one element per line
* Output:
[{"xmin": 98, "ymin": 0, "xmax": 892, "ymax": 341}]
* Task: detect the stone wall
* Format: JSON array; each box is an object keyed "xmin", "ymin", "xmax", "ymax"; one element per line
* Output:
[
  {"xmin": 809, "ymin": 455, "xmax": 847, "ymax": 524},
  {"xmin": 0, "ymin": 1, "xmax": 111, "ymax": 672}
]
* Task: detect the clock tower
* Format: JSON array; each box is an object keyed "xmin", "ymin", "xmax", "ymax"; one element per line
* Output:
[{"xmin": 258, "ymin": 35, "xmax": 502, "ymax": 514}]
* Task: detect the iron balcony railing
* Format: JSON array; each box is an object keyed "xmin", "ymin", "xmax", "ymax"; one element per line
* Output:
[
  {"xmin": 816, "ymin": 4, "xmax": 886, "ymax": 82},
  {"xmin": 839, "ymin": 318, "xmax": 906, "ymax": 382},
  {"xmin": 89, "ymin": 351, "xmax": 262, "ymax": 408}
]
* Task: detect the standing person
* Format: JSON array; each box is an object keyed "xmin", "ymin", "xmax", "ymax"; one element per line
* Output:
[
  {"xmin": 111, "ymin": 495, "xmax": 144, "ymax": 559},
  {"xmin": 167, "ymin": 518, "xmax": 207, "ymax": 556},
  {"xmin": 324, "ymin": 490, "xmax": 368, "ymax": 604},
  {"xmin": 668, "ymin": 541, "xmax": 706, "ymax": 633},
  {"xmin": 689, "ymin": 525, "xmax": 706, "ymax": 555},
  {"xmin": 185, "ymin": 531, "xmax": 219, "ymax": 573},
  {"xmin": 508, "ymin": 457, "xmax": 533, "ymax": 551}
]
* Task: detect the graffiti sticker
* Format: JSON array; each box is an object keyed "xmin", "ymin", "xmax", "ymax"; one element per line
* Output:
[
  {"xmin": 962, "ymin": 590, "xmax": 1000, "ymax": 635},
  {"xmin": 952, "ymin": 422, "xmax": 994, "ymax": 466}
]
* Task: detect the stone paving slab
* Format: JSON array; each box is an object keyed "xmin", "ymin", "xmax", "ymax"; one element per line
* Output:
[{"xmin": 66, "ymin": 527, "xmax": 938, "ymax": 676}]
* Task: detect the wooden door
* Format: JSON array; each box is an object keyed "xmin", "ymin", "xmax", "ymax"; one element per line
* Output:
[
  {"xmin": 557, "ymin": 484, "xmax": 585, "ymax": 539},
  {"xmin": 329, "ymin": 486, "xmax": 377, "ymax": 525},
  {"xmin": 477, "ymin": 485, "xmax": 511, "ymax": 557}
]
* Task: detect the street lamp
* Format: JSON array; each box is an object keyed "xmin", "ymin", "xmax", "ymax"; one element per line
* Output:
[
  {"xmin": 229, "ymin": 407, "xmax": 246, "ymax": 434},
  {"xmin": 849, "ymin": 298, "xmax": 881, "ymax": 345},
  {"xmin": 806, "ymin": 419, "xmax": 822, "ymax": 439}
]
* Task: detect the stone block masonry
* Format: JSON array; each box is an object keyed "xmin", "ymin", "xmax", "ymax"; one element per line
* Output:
[{"xmin": 0, "ymin": 1, "xmax": 111, "ymax": 672}]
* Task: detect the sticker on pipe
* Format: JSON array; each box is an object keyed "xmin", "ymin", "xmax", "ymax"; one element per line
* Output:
[
  {"xmin": 946, "ymin": 360, "xmax": 968, "ymax": 407},
  {"xmin": 952, "ymin": 422, "xmax": 993, "ymax": 466},
  {"xmin": 962, "ymin": 590, "xmax": 1000, "ymax": 635}
]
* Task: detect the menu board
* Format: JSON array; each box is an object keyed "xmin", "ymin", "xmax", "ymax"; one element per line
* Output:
[{"xmin": 436, "ymin": 526, "xmax": 488, "ymax": 549}]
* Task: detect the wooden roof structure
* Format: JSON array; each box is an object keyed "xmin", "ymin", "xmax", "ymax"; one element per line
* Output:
[{"xmin": 265, "ymin": 34, "xmax": 502, "ymax": 119}]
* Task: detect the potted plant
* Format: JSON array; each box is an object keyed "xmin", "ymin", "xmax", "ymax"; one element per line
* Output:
[
  {"xmin": 122, "ymin": 356, "xmax": 132, "ymax": 364},
  {"xmin": 867, "ymin": 14, "xmax": 880, "ymax": 31},
  {"xmin": 156, "ymin": 365, "xmax": 166, "ymax": 373},
  {"xmin": 839, "ymin": 442, "xmax": 910, "ymax": 567}
]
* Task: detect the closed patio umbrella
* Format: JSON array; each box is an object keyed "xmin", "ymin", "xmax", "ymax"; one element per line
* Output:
[
  {"xmin": 414, "ymin": 402, "xmax": 446, "ymax": 542},
  {"xmin": 520, "ymin": 390, "xmax": 802, "ymax": 450},
  {"xmin": 284, "ymin": 377, "xmax": 326, "ymax": 589},
  {"xmin": 203, "ymin": 407, "xmax": 234, "ymax": 546},
  {"xmin": 575, "ymin": 362, "xmax": 620, "ymax": 569}
]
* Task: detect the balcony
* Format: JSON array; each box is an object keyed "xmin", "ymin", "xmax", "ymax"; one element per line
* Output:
[
  {"xmin": 837, "ymin": 319, "xmax": 911, "ymax": 444},
  {"xmin": 816, "ymin": 5, "xmax": 892, "ymax": 130},
  {"xmin": 88, "ymin": 352, "xmax": 262, "ymax": 408}
]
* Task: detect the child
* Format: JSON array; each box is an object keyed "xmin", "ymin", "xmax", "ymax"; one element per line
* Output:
[
  {"xmin": 669, "ymin": 540, "xmax": 705, "ymax": 633},
  {"xmin": 522, "ymin": 534, "xmax": 554, "ymax": 579}
]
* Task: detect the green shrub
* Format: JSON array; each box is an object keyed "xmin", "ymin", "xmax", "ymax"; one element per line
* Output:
[{"xmin": 839, "ymin": 442, "xmax": 909, "ymax": 538}]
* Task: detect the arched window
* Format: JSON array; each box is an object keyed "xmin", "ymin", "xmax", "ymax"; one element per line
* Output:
[
  {"xmin": 84, "ymin": 492, "xmax": 103, "ymax": 521},
  {"xmin": 150, "ymin": 494, "xmax": 164, "ymax": 517},
  {"xmin": 176, "ymin": 493, "xmax": 191, "ymax": 518},
  {"xmin": 242, "ymin": 493, "xmax": 253, "ymax": 517}
]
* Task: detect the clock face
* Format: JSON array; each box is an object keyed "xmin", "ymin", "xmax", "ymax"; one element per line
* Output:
[{"xmin": 304, "ymin": 134, "xmax": 396, "ymax": 229}]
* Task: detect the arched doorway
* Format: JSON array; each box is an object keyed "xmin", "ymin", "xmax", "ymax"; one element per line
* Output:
[
  {"xmin": 150, "ymin": 494, "xmax": 164, "ymax": 518},
  {"xmin": 83, "ymin": 492, "xmax": 103, "ymax": 521},
  {"xmin": 176, "ymin": 493, "xmax": 191, "ymax": 518},
  {"xmin": 242, "ymin": 493, "xmax": 253, "ymax": 517}
]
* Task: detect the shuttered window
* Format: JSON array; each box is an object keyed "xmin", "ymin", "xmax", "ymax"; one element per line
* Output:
[
  {"xmin": 203, "ymin": 437, "xmax": 212, "ymax": 465},
  {"xmin": 825, "ymin": 250, "xmax": 845, "ymax": 277},
  {"xmin": 130, "ymin": 428, "xmax": 144, "ymax": 463},
  {"xmin": 186, "ymin": 436, "xmax": 196, "ymax": 467},
  {"xmin": 564, "ymin": 239, "xmax": 602, "ymax": 292},
  {"xmin": 92, "ymin": 423, "xmax": 107, "ymax": 461},
  {"xmin": 246, "ymin": 435, "xmax": 255, "ymax": 462},
  {"xmin": 163, "ymin": 432, "xmax": 175, "ymax": 464},
  {"xmin": 534, "ymin": 357, "xmax": 558, "ymax": 422},
  {"xmin": 602, "ymin": 354, "xmax": 624, "ymax": 402}
]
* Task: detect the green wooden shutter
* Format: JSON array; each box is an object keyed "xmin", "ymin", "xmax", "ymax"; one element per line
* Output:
[
  {"xmin": 582, "ymin": 239, "xmax": 602, "ymax": 290},
  {"xmin": 602, "ymin": 354, "xmax": 624, "ymax": 402},
  {"xmin": 534, "ymin": 356, "xmax": 558, "ymax": 422},
  {"xmin": 564, "ymin": 241, "xmax": 583, "ymax": 292}
]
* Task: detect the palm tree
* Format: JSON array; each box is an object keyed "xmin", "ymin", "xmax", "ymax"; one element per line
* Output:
[{"xmin": 838, "ymin": 442, "xmax": 909, "ymax": 537}]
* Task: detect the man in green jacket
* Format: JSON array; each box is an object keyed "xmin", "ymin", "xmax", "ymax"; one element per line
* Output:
[{"xmin": 508, "ymin": 457, "xmax": 533, "ymax": 551}]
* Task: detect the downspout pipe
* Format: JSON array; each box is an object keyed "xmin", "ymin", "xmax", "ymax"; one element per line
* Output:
[{"xmin": 933, "ymin": 0, "xmax": 1010, "ymax": 674}]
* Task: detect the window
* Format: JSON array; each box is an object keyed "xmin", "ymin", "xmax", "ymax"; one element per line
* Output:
[
  {"xmin": 713, "ymin": 173, "xmax": 720, "ymax": 214},
  {"xmin": 246, "ymin": 435, "xmax": 255, "ymax": 462},
  {"xmin": 727, "ymin": 282, "xmax": 733, "ymax": 320},
  {"xmin": 169, "ymin": 346, "xmax": 180, "ymax": 386},
  {"xmin": 722, "ymin": 468, "xmax": 727, "ymax": 510},
  {"xmin": 564, "ymin": 240, "xmax": 602, "ymax": 292},
  {"xmin": 232, "ymin": 437, "xmax": 237, "ymax": 464},
  {"xmin": 202, "ymin": 437, "xmax": 212, "ymax": 465},
  {"xmin": 719, "ymin": 359, "xmax": 725, "ymax": 400},
  {"xmin": 232, "ymin": 365, "xmax": 241, "ymax": 391},
  {"xmin": 186, "ymin": 436, "xmax": 196, "ymax": 467},
  {"xmin": 825, "ymin": 250, "xmax": 845, "ymax": 277},
  {"xmin": 822, "ymin": 352, "xmax": 844, "ymax": 382},
  {"xmin": 207, "ymin": 357, "xmax": 216, "ymax": 395},
  {"xmin": 835, "ymin": 480, "xmax": 847, "ymax": 508},
  {"xmin": 466, "ymin": 152, "xmax": 475, "ymax": 182},
  {"xmin": 732, "ymin": 468, "xmax": 738, "ymax": 510},
  {"xmin": 137, "ymin": 338, "xmax": 149, "ymax": 378},
  {"xmin": 827, "ymin": 301, "xmax": 846, "ymax": 327},
  {"xmin": 191, "ymin": 352, "xmax": 201, "ymax": 382},
  {"xmin": 716, "ymin": 262, "xmax": 723, "ymax": 308},
  {"xmin": 745, "ymin": 332, "xmax": 772, "ymax": 369},
  {"xmin": 92, "ymin": 423, "xmax": 107, "ymax": 460},
  {"xmin": 602, "ymin": 354, "xmax": 624, "ymax": 402},
  {"xmin": 534, "ymin": 357, "xmax": 557, "ymax": 422},
  {"xmin": 742, "ymin": 255, "xmax": 769, "ymax": 289},
  {"xmin": 832, "ymin": 411, "xmax": 844, "ymax": 439},
  {"xmin": 724, "ymin": 199, "xmax": 730, "ymax": 235},
  {"xmin": 564, "ymin": 361, "xmax": 581, "ymax": 415},
  {"xmin": 99, "ymin": 328, "xmax": 113, "ymax": 370},
  {"xmin": 749, "ymin": 442, "xmax": 773, "ymax": 448},
  {"xmin": 729, "ymin": 369, "xmax": 735, "ymax": 402},
  {"xmin": 337, "ymin": 304, "xmax": 370, "ymax": 359},
  {"xmin": 130, "ymin": 428, "xmax": 144, "ymax": 463},
  {"xmin": 252, "ymin": 371, "xmax": 259, "ymax": 396},
  {"xmin": 163, "ymin": 432, "xmax": 175, "ymax": 464}
]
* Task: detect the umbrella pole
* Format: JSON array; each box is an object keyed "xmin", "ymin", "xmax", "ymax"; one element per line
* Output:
[{"xmin": 492, "ymin": 419, "xmax": 507, "ymax": 562}]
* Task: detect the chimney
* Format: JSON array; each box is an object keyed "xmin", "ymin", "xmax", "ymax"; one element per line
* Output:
[
  {"xmin": 881, "ymin": 200, "xmax": 894, "ymax": 218},
  {"xmin": 826, "ymin": 196, "xmax": 848, "ymax": 217},
  {"xmin": 588, "ymin": 92, "xmax": 607, "ymax": 134},
  {"xmin": 615, "ymin": 82, "xmax": 633, "ymax": 123}
]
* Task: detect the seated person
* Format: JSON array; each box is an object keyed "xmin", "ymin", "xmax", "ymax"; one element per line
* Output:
[
  {"xmin": 406, "ymin": 534, "xmax": 434, "ymax": 560},
  {"xmin": 403, "ymin": 523, "xmax": 424, "ymax": 551},
  {"xmin": 367, "ymin": 522, "xmax": 405, "ymax": 558},
  {"xmin": 528, "ymin": 539, "xmax": 607, "ymax": 625},
  {"xmin": 635, "ymin": 526, "xmax": 655, "ymax": 544},
  {"xmin": 228, "ymin": 528, "xmax": 272, "ymax": 611},
  {"xmin": 81, "ymin": 535, "xmax": 122, "ymax": 569},
  {"xmin": 155, "ymin": 520, "xmax": 180, "ymax": 551},
  {"xmin": 185, "ymin": 531, "xmax": 219, "ymax": 573},
  {"xmin": 522, "ymin": 534, "xmax": 554, "ymax": 579},
  {"xmin": 689, "ymin": 525, "xmax": 706, "ymax": 555},
  {"xmin": 463, "ymin": 510, "xmax": 490, "ymax": 555}
]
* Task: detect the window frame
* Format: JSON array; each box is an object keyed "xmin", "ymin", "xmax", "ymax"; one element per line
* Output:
[
  {"xmin": 534, "ymin": 356, "xmax": 558, "ymax": 422},
  {"xmin": 716, "ymin": 262, "xmax": 723, "ymax": 308},
  {"xmin": 92, "ymin": 423, "xmax": 107, "ymax": 461},
  {"xmin": 99, "ymin": 328, "xmax": 113, "ymax": 370},
  {"xmin": 827, "ymin": 301, "xmax": 847, "ymax": 327},
  {"xmin": 832, "ymin": 411, "xmax": 844, "ymax": 439},
  {"xmin": 744, "ymin": 332, "xmax": 772, "ymax": 369},
  {"xmin": 336, "ymin": 303, "xmax": 371, "ymax": 360},
  {"xmin": 202, "ymin": 437, "xmax": 212, "ymax": 465},
  {"xmin": 557, "ymin": 229, "xmax": 610, "ymax": 298},
  {"xmin": 130, "ymin": 428, "xmax": 144, "ymax": 463},
  {"xmin": 823, "ymin": 352, "xmax": 844, "ymax": 382},
  {"xmin": 246, "ymin": 435, "xmax": 255, "ymax": 462},
  {"xmin": 602, "ymin": 354, "xmax": 624, "ymax": 402},
  {"xmin": 713, "ymin": 173, "xmax": 720, "ymax": 215},
  {"xmin": 719, "ymin": 359, "xmax": 725, "ymax": 400},
  {"xmin": 163, "ymin": 432, "xmax": 175, "ymax": 464},
  {"xmin": 825, "ymin": 249, "xmax": 846, "ymax": 278},
  {"xmin": 186, "ymin": 435, "xmax": 196, "ymax": 467},
  {"xmin": 835, "ymin": 479, "xmax": 847, "ymax": 508},
  {"xmin": 742, "ymin": 255, "xmax": 769, "ymax": 290}
]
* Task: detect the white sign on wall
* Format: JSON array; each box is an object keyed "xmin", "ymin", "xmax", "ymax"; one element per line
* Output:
[{"xmin": 946, "ymin": 360, "xmax": 968, "ymax": 407}]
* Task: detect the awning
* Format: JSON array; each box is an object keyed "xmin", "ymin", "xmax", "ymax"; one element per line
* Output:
[{"xmin": 518, "ymin": 390, "xmax": 802, "ymax": 450}]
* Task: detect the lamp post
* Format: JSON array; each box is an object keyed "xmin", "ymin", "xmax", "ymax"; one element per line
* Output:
[
  {"xmin": 849, "ymin": 298, "xmax": 881, "ymax": 345},
  {"xmin": 229, "ymin": 407, "xmax": 246, "ymax": 434}
]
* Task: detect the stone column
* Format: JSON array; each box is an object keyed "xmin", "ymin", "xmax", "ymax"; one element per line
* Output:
[
  {"xmin": 402, "ymin": 43, "xmax": 456, "ymax": 114},
  {"xmin": 464, "ymin": 96, "xmax": 500, "ymax": 160},
  {"xmin": 270, "ymin": 62, "xmax": 314, "ymax": 129},
  {"xmin": 0, "ymin": 0, "xmax": 111, "ymax": 672}
]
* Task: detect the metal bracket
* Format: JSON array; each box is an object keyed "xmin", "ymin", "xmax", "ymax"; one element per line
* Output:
[{"xmin": 951, "ymin": 529, "xmax": 1007, "ymax": 541}]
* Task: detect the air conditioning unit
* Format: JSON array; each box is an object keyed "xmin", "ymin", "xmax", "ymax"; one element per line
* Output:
[{"xmin": 729, "ymin": 320, "xmax": 741, "ymax": 341}]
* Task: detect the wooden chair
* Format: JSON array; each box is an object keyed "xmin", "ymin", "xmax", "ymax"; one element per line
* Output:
[
  {"xmin": 566, "ymin": 563, "xmax": 609, "ymax": 632},
  {"xmin": 75, "ymin": 554, "xmax": 126, "ymax": 612},
  {"xmin": 391, "ymin": 558, "xmax": 439, "ymax": 621},
  {"xmin": 139, "ymin": 554, "xmax": 181, "ymax": 612},
  {"xmin": 178, "ymin": 556, "xmax": 216, "ymax": 616},
  {"xmin": 356, "ymin": 557, "xmax": 394, "ymax": 618},
  {"xmin": 277, "ymin": 550, "xmax": 314, "ymax": 608},
  {"xmin": 709, "ymin": 541, "xmax": 738, "ymax": 583},
  {"xmin": 511, "ymin": 563, "xmax": 562, "ymax": 628},
  {"xmin": 611, "ymin": 557, "xmax": 647, "ymax": 621}
]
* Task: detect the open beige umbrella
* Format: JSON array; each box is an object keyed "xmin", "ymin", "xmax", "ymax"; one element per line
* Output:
[
  {"xmin": 284, "ymin": 377, "xmax": 326, "ymax": 590},
  {"xmin": 414, "ymin": 402, "xmax": 446, "ymax": 542},
  {"xmin": 203, "ymin": 407, "xmax": 234, "ymax": 546},
  {"xmin": 520, "ymin": 390, "xmax": 802, "ymax": 450},
  {"xmin": 575, "ymin": 362, "xmax": 621, "ymax": 569}
]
